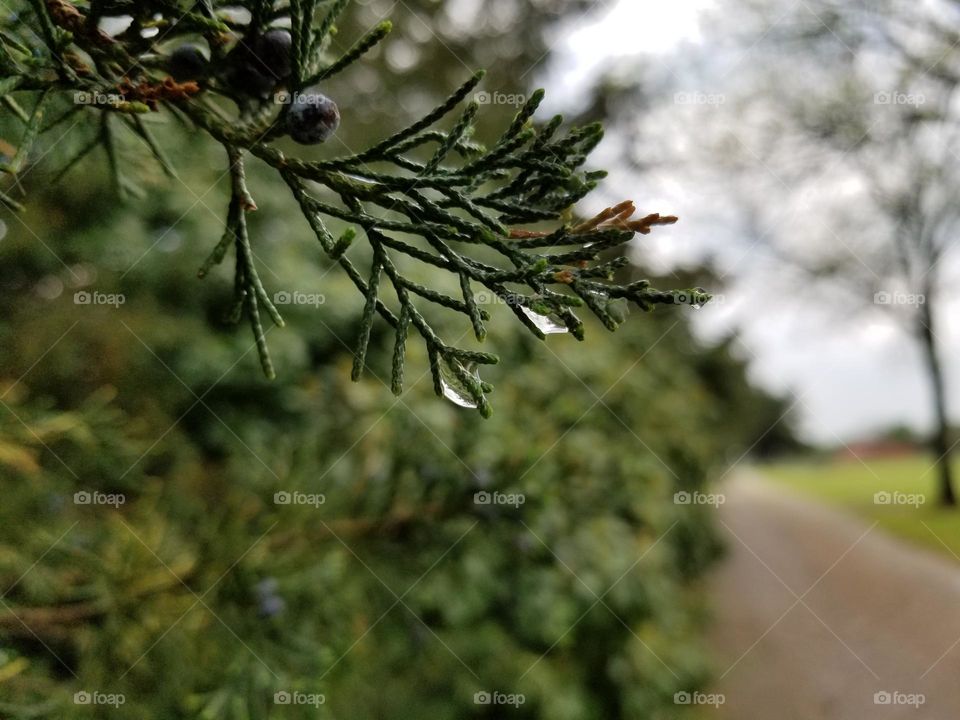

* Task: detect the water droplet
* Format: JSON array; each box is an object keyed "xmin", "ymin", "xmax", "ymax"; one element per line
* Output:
[
  {"xmin": 605, "ymin": 298, "xmax": 630, "ymax": 324},
  {"xmin": 520, "ymin": 307, "xmax": 568, "ymax": 335},
  {"xmin": 439, "ymin": 358, "xmax": 481, "ymax": 409},
  {"xmin": 441, "ymin": 379, "xmax": 477, "ymax": 408}
]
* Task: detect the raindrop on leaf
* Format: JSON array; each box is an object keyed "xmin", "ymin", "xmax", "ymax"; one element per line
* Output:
[
  {"xmin": 605, "ymin": 298, "xmax": 630, "ymax": 324},
  {"xmin": 520, "ymin": 307, "xmax": 568, "ymax": 335},
  {"xmin": 439, "ymin": 358, "xmax": 481, "ymax": 409}
]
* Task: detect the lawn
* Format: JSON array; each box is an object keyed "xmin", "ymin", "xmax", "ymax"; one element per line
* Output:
[{"xmin": 763, "ymin": 455, "xmax": 960, "ymax": 562}]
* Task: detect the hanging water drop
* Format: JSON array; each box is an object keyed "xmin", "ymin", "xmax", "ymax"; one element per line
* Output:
[
  {"xmin": 605, "ymin": 298, "xmax": 630, "ymax": 325},
  {"xmin": 441, "ymin": 380, "xmax": 477, "ymax": 408},
  {"xmin": 520, "ymin": 307, "xmax": 569, "ymax": 335},
  {"xmin": 439, "ymin": 358, "xmax": 481, "ymax": 409}
]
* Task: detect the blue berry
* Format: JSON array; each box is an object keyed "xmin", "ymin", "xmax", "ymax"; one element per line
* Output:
[
  {"xmin": 169, "ymin": 44, "xmax": 208, "ymax": 81},
  {"xmin": 287, "ymin": 91, "xmax": 340, "ymax": 145},
  {"xmin": 253, "ymin": 29, "xmax": 293, "ymax": 81},
  {"xmin": 258, "ymin": 594, "xmax": 285, "ymax": 618},
  {"xmin": 226, "ymin": 28, "xmax": 292, "ymax": 98}
]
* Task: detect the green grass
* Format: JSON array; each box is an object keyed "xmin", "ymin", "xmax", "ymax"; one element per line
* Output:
[{"xmin": 763, "ymin": 455, "xmax": 960, "ymax": 561}]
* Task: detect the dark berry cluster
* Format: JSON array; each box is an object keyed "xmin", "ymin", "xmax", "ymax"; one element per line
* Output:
[{"xmin": 166, "ymin": 27, "xmax": 339, "ymax": 145}]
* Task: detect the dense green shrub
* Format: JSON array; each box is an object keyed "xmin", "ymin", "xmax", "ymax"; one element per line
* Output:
[{"xmin": 0, "ymin": 181, "xmax": 735, "ymax": 717}]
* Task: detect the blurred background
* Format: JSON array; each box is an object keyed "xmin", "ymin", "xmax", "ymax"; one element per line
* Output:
[{"xmin": 2, "ymin": 0, "xmax": 960, "ymax": 717}]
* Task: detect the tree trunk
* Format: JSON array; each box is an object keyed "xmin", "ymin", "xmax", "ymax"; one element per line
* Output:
[{"xmin": 918, "ymin": 300, "xmax": 956, "ymax": 506}]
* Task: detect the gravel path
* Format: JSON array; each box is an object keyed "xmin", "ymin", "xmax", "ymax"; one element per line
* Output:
[{"xmin": 707, "ymin": 470, "xmax": 960, "ymax": 719}]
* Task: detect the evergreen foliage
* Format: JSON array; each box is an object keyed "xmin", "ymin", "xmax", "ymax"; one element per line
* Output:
[{"xmin": 0, "ymin": 0, "xmax": 709, "ymax": 415}]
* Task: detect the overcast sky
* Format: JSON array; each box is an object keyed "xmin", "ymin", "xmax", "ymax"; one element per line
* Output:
[{"xmin": 543, "ymin": 0, "xmax": 960, "ymax": 444}]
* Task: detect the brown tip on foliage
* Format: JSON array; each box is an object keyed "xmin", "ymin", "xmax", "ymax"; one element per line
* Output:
[
  {"xmin": 571, "ymin": 203, "xmax": 680, "ymax": 236},
  {"xmin": 117, "ymin": 77, "xmax": 201, "ymax": 110},
  {"xmin": 508, "ymin": 203, "xmax": 678, "ymax": 242}
]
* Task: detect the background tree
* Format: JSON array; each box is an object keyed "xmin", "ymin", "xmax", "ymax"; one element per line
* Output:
[{"xmin": 622, "ymin": 0, "xmax": 960, "ymax": 503}]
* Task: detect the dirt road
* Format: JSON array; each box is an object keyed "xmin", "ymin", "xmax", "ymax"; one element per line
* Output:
[{"xmin": 707, "ymin": 471, "xmax": 960, "ymax": 719}]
